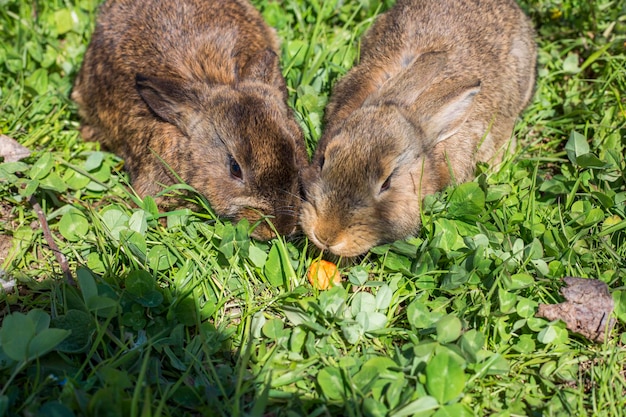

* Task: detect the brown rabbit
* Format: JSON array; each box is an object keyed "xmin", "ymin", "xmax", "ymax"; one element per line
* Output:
[
  {"xmin": 72, "ymin": 0, "xmax": 308, "ymax": 240},
  {"xmin": 301, "ymin": 0, "xmax": 537, "ymax": 256}
]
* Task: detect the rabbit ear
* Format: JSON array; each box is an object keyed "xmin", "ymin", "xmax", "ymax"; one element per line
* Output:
[
  {"xmin": 240, "ymin": 48, "xmax": 286, "ymax": 91},
  {"xmin": 415, "ymin": 81, "xmax": 481, "ymax": 146},
  {"xmin": 136, "ymin": 74, "xmax": 195, "ymax": 127},
  {"xmin": 365, "ymin": 51, "xmax": 448, "ymax": 107}
]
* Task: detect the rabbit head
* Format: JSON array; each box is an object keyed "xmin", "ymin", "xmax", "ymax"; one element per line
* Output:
[{"xmin": 133, "ymin": 49, "xmax": 307, "ymax": 240}]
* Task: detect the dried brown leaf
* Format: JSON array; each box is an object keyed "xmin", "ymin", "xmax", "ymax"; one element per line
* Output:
[
  {"xmin": 0, "ymin": 134, "xmax": 31, "ymax": 163},
  {"xmin": 537, "ymin": 277, "xmax": 615, "ymax": 342}
]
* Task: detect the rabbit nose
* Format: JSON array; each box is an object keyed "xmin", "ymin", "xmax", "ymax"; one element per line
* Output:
[
  {"xmin": 311, "ymin": 230, "xmax": 353, "ymax": 257},
  {"xmin": 310, "ymin": 228, "xmax": 335, "ymax": 251}
]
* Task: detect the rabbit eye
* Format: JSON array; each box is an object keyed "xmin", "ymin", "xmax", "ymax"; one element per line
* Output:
[
  {"xmin": 229, "ymin": 156, "xmax": 243, "ymax": 180},
  {"xmin": 380, "ymin": 175, "xmax": 392, "ymax": 193}
]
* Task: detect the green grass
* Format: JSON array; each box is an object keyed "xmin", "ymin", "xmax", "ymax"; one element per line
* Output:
[{"xmin": 1, "ymin": 0, "xmax": 625, "ymax": 416}]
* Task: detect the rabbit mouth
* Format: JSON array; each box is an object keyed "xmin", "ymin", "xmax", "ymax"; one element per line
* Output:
[
  {"xmin": 249, "ymin": 223, "xmax": 278, "ymax": 241},
  {"xmin": 249, "ymin": 220, "xmax": 298, "ymax": 241},
  {"xmin": 235, "ymin": 207, "xmax": 299, "ymax": 241}
]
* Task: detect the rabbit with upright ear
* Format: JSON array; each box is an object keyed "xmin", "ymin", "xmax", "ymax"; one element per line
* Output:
[
  {"xmin": 72, "ymin": 0, "xmax": 308, "ymax": 240},
  {"xmin": 301, "ymin": 0, "xmax": 537, "ymax": 257}
]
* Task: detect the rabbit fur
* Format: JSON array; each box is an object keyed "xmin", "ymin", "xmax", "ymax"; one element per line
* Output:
[
  {"xmin": 301, "ymin": 0, "xmax": 537, "ymax": 256},
  {"xmin": 72, "ymin": 0, "xmax": 308, "ymax": 240}
]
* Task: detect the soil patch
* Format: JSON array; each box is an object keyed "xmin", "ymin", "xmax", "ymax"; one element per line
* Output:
[{"xmin": 0, "ymin": 200, "xmax": 15, "ymax": 266}]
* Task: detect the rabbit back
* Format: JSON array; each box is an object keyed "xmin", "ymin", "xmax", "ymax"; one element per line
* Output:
[
  {"xmin": 73, "ymin": 0, "xmax": 282, "ymax": 148},
  {"xmin": 323, "ymin": 0, "xmax": 536, "ymax": 171}
]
